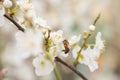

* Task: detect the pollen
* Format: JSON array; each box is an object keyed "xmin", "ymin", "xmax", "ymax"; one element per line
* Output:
[
  {"xmin": 55, "ymin": 35, "xmax": 61, "ymax": 40},
  {"xmin": 79, "ymin": 53, "xmax": 84, "ymax": 59},
  {"xmin": 40, "ymin": 61, "xmax": 45, "ymax": 65}
]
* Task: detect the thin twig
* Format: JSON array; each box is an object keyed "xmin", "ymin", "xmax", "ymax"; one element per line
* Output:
[
  {"xmin": 55, "ymin": 57, "xmax": 88, "ymax": 80},
  {"xmin": 4, "ymin": 14, "xmax": 25, "ymax": 32},
  {"xmin": 93, "ymin": 12, "xmax": 101, "ymax": 25}
]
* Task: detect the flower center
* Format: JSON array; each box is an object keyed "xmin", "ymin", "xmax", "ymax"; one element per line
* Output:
[
  {"xmin": 79, "ymin": 53, "xmax": 84, "ymax": 60},
  {"xmin": 40, "ymin": 61, "xmax": 45, "ymax": 66},
  {"xmin": 55, "ymin": 35, "xmax": 61, "ymax": 40}
]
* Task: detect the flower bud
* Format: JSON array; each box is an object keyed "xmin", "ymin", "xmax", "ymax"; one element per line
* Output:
[
  {"xmin": 3, "ymin": 0, "xmax": 12, "ymax": 8},
  {"xmin": 89, "ymin": 25, "xmax": 95, "ymax": 31}
]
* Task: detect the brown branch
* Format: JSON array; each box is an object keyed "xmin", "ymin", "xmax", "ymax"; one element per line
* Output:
[
  {"xmin": 4, "ymin": 14, "xmax": 25, "ymax": 32},
  {"xmin": 55, "ymin": 57, "xmax": 88, "ymax": 80}
]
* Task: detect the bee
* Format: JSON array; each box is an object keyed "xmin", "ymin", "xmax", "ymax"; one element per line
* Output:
[{"xmin": 62, "ymin": 40, "xmax": 70, "ymax": 54}]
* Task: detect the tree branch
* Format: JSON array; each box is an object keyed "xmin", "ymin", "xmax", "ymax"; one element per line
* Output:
[
  {"xmin": 4, "ymin": 14, "xmax": 25, "ymax": 32},
  {"xmin": 55, "ymin": 57, "xmax": 88, "ymax": 80}
]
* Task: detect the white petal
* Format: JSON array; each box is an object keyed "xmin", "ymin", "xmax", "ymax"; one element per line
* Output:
[
  {"xmin": 32, "ymin": 55, "xmax": 54, "ymax": 76},
  {"xmin": 95, "ymin": 32, "xmax": 104, "ymax": 50},
  {"xmin": 34, "ymin": 17, "xmax": 48, "ymax": 28},
  {"xmin": 69, "ymin": 35, "xmax": 81, "ymax": 46},
  {"xmin": 50, "ymin": 30, "xmax": 63, "ymax": 44},
  {"xmin": 87, "ymin": 61, "xmax": 98, "ymax": 72},
  {"xmin": 60, "ymin": 53, "xmax": 68, "ymax": 57},
  {"xmin": 35, "ymin": 61, "xmax": 54, "ymax": 76},
  {"xmin": 72, "ymin": 45, "xmax": 80, "ymax": 59},
  {"xmin": 15, "ymin": 29, "xmax": 43, "ymax": 58}
]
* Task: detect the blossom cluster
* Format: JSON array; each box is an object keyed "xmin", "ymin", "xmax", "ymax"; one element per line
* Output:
[{"xmin": 0, "ymin": 0, "xmax": 104, "ymax": 77}]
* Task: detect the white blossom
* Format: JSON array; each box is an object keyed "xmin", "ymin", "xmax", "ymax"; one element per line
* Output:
[
  {"xmin": 50, "ymin": 30, "xmax": 63, "ymax": 44},
  {"xmin": 17, "ymin": 0, "xmax": 33, "ymax": 11},
  {"xmin": 68, "ymin": 35, "xmax": 81, "ymax": 46},
  {"xmin": 32, "ymin": 54, "xmax": 54, "ymax": 76},
  {"xmin": 34, "ymin": 17, "xmax": 50, "ymax": 29},
  {"xmin": 89, "ymin": 25, "xmax": 95, "ymax": 31},
  {"xmin": 72, "ymin": 46, "xmax": 98, "ymax": 72},
  {"xmin": 25, "ymin": 9, "xmax": 36, "ymax": 21},
  {"xmin": 81, "ymin": 47, "xmax": 99, "ymax": 72},
  {"xmin": 72, "ymin": 32, "xmax": 104, "ymax": 72},
  {"xmin": 3, "ymin": 0, "xmax": 12, "ymax": 8},
  {"xmin": 49, "ymin": 46, "xmax": 57, "ymax": 58},
  {"xmin": 72, "ymin": 45, "xmax": 80, "ymax": 59},
  {"xmin": 15, "ymin": 29, "xmax": 43, "ymax": 58},
  {"xmin": 92, "ymin": 32, "xmax": 104, "ymax": 58},
  {"xmin": 95, "ymin": 32, "xmax": 104, "ymax": 50}
]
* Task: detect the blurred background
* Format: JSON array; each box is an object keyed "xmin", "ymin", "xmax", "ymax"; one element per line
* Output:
[{"xmin": 0, "ymin": 0, "xmax": 120, "ymax": 80}]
